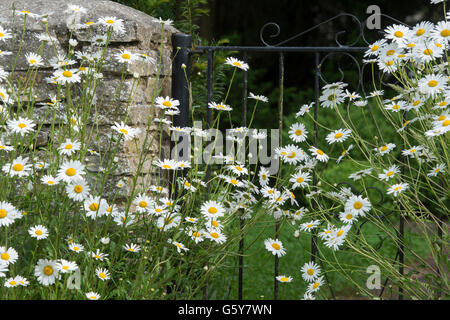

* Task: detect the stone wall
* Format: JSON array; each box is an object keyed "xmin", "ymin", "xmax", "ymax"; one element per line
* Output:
[{"xmin": 0, "ymin": 0, "xmax": 176, "ymax": 198}]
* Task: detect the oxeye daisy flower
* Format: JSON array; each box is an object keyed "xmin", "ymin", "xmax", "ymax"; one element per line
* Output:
[
  {"xmin": 25, "ymin": 52, "xmax": 44, "ymax": 67},
  {"xmin": 0, "ymin": 139, "xmax": 14, "ymax": 152},
  {"xmin": 69, "ymin": 243, "xmax": 84, "ymax": 253},
  {"xmin": 290, "ymin": 171, "xmax": 311, "ymax": 189},
  {"xmin": 413, "ymin": 43, "xmax": 444, "ymax": 63},
  {"xmin": 157, "ymin": 215, "xmax": 181, "ymax": 231},
  {"xmin": 306, "ymin": 276, "xmax": 324, "ymax": 294},
  {"xmin": 90, "ymin": 249, "xmax": 109, "ymax": 261},
  {"xmin": 66, "ymin": 4, "xmax": 87, "ymax": 15},
  {"xmin": 339, "ymin": 211, "xmax": 358, "ymax": 224},
  {"xmin": 66, "ymin": 180, "xmax": 90, "ymax": 201},
  {"xmin": 0, "ymin": 201, "xmax": 18, "ymax": 227},
  {"xmin": 2, "ymin": 156, "xmax": 32, "ymax": 178},
  {"xmin": 276, "ymin": 275, "xmax": 293, "ymax": 283},
  {"xmin": 288, "ymin": 123, "xmax": 308, "ymax": 142},
  {"xmin": 123, "ymin": 243, "xmax": 141, "ymax": 253},
  {"xmin": 319, "ymin": 88, "xmax": 346, "ymax": 108},
  {"xmin": 402, "ymin": 145, "xmax": 423, "ymax": 158},
  {"xmin": 258, "ymin": 167, "xmax": 270, "ymax": 186},
  {"xmin": 4, "ymin": 276, "xmax": 20, "ymax": 288},
  {"xmin": 387, "ymin": 183, "xmax": 409, "ymax": 197},
  {"xmin": 53, "ymin": 69, "xmax": 81, "ymax": 84},
  {"xmin": 55, "ymin": 259, "xmax": 78, "ymax": 273},
  {"xmin": 228, "ymin": 164, "xmax": 248, "ymax": 176},
  {"xmin": 133, "ymin": 194, "xmax": 153, "ymax": 213},
  {"xmin": 384, "ymin": 24, "xmax": 411, "ymax": 46},
  {"xmin": 325, "ymin": 128, "xmax": 352, "ymax": 144},
  {"xmin": 154, "ymin": 17, "xmax": 174, "ymax": 26},
  {"xmin": 208, "ymin": 101, "xmax": 232, "ymax": 111},
  {"xmin": 345, "ymin": 195, "xmax": 371, "ymax": 216},
  {"xmin": 225, "ymin": 57, "xmax": 249, "ymax": 71},
  {"xmin": 115, "ymin": 49, "xmax": 137, "ymax": 64},
  {"xmin": 0, "ymin": 26, "xmax": 12, "ymax": 42},
  {"xmin": 296, "ymin": 103, "xmax": 314, "ymax": 117},
  {"xmin": 0, "ymin": 247, "xmax": 18, "ymax": 266},
  {"xmin": 98, "ymin": 16, "xmax": 125, "ymax": 34},
  {"xmin": 364, "ymin": 39, "xmax": 387, "ymax": 57},
  {"xmin": 301, "ymin": 261, "xmax": 321, "ymax": 282},
  {"xmin": 28, "ymin": 225, "xmax": 49, "ymax": 240},
  {"xmin": 95, "ymin": 268, "xmax": 110, "ymax": 281},
  {"xmin": 378, "ymin": 165, "xmax": 400, "ymax": 181},
  {"xmin": 300, "ymin": 220, "xmax": 320, "ymax": 232},
  {"xmin": 111, "ymin": 121, "xmax": 141, "ymax": 141},
  {"xmin": 375, "ymin": 143, "xmax": 396, "ymax": 155},
  {"xmin": 427, "ymin": 163, "xmax": 446, "ymax": 177},
  {"xmin": 201, "ymin": 200, "xmax": 226, "ymax": 219},
  {"xmin": 6, "ymin": 117, "xmax": 36, "ymax": 136},
  {"xmin": 84, "ymin": 196, "xmax": 109, "ymax": 219},
  {"xmin": 34, "ymin": 259, "xmax": 59, "ymax": 286},
  {"xmin": 155, "ymin": 96, "xmax": 180, "ymax": 109},
  {"xmin": 309, "ymin": 146, "xmax": 329, "ymax": 162},
  {"xmin": 57, "ymin": 160, "xmax": 85, "ymax": 183},
  {"xmin": 154, "ymin": 159, "xmax": 179, "ymax": 170},
  {"xmin": 58, "ymin": 139, "xmax": 81, "ymax": 156},
  {"xmin": 418, "ymin": 74, "xmax": 447, "ymax": 98},
  {"xmin": 17, "ymin": 10, "xmax": 40, "ymax": 18},
  {"xmin": 86, "ymin": 292, "xmax": 101, "ymax": 300},
  {"xmin": 337, "ymin": 144, "xmax": 353, "ymax": 163},
  {"xmin": 264, "ymin": 238, "xmax": 286, "ymax": 257},
  {"xmin": 431, "ymin": 21, "xmax": 450, "ymax": 44},
  {"xmin": 168, "ymin": 239, "xmax": 190, "ymax": 252},
  {"xmin": 248, "ymin": 92, "xmax": 268, "ymax": 102}
]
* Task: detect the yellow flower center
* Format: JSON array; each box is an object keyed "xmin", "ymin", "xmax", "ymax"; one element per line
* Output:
[
  {"xmin": 385, "ymin": 60, "xmax": 394, "ymax": 66},
  {"xmin": 346, "ymin": 213, "xmax": 353, "ymax": 220},
  {"xmin": 371, "ymin": 45, "xmax": 379, "ymax": 52},
  {"xmin": 230, "ymin": 179, "xmax": 238, "ymax": 185},
  {"xmin": 9, "ymin": 281, "xmax": 17, "ymax": 286},
  {"xmin": 295, "ymin": 129, "xmax": 302, "ymax": 136},
  {"xmin": 43, "ymin": 266, "xmax": 54, "ymax": 276},
  {"xmin": 12, "ymin": 164, "xmax": 23, "ymax": 171},
  {"xmin": 106, "ymin": 19, "xmax": 115, "ymax": 24},
  {"xmin": 89, "ymin": 203, "xmax": 99, "ymax": 211},
  {"xmin": 192, "ymin": 231, "xmax": 200, "ymax": 237},
  {"xmin": 416, "ymin": 28, "xmax": 425, "ymax": 36},
  {"xmin": 412, "ymin": 100, "xmax": 421, "ymax": 106},
  {"xmin": 29, "ymin": 59, "xmax": 37, "ymax": 64},
  {"xmin": 233, "ymin": 61, "xmax": 242, "ymax": 67},
  {"xmin": 337, "ymin": 230, "xmax": 344, "ymax": 237},
  {"xmin": 121, "ymin": 53, "xmax": 131, "ymax": 60},
  {"xmin": 184, "ymin": 181, "xmax": 191, "ymax": 187},
  {"xmin": 442, "ymin": 120, "xmax": 450, "ymax": 127},
  {"xmin": 381, "ymin": 146, "xmax": 388, "ymax": 151},
  {"xmin": 316, "ymin": 149, "xmax": 324, "ymax": 155},
  {"xmin": 35, "ymin": 230, "xmax": 43, "ymax": 235},
  {"xmin": 394, "ymin": 31, "xmax": 404, "ymax": 38},
  {"xmin": 74, "ymin": 185, "xmax": 83, "ymax": 193},
  {"xmin": 62, "ymin": 71, "xmax": 73, "ymax": 78},
  {"xmin": 208, "ymin": 207, "xmax": 218, "ymax": 214},
  {"xmin": 1, "ymin": 253, "xmax": 10, "ymax": 260},
  {"xmin": 0, "ymin": 209, "xmax": 7, "ymax": 219},
  {"xmin": 386, "ymin": 49, "xmax": 395, "ymax": 56},
  {"xmin": 428, "ymin": 80, "xmax": 438, "ymax": 87},
  {"xmin": 212, "ymin": 220, "xmax": 219, "ymax": 228},
  {"xmin": 423, "ymin": 49, "xmax": 433, "ymax": 55},
  {"xmin": 394, "ymin": 186, "xmax": 402, "ymax": 191},
  {"xmin": 334, "ymin": 132, "xmax": 343, "ymax": 139},
  {"xmin": 65, "ymin": 168, "xmax": 76, "ymax": 176},
  {"xmin": 139, "ymin": 201, "xmax": 147, "ymax": 208},
  {"xmin": 296, "ymin": 177, "xmax": 304, "ymax": 183},
  {"xmin": 353, "ymin": 201, "xmax": 363, "ymax": 210},
  {"xmin": 407, "ymin": 43, "xmax": 416, "ymax": 48},
  {"xmin": 387, "ymin": 171, "xmax": 394, "ymax": 176},
  {"xmin": 65, "ymin": 144, "xmax": 73, "ymax": 150},
  {"xmin": 307, "ymin": 268, "xmax": 314, "ymax": 275},
  {"xmin": 162, "ymin": 101, "xmax": 172, "ymax": 107},
  {"xmin": 18, "ymin": 123, "xmax": 27, "ymax": 128},
  {"xmin": 288, "ymin": 152, "xmax": 296, "ymax": 158},
  {"xmin": 162, "ymin": 164, "xmax": 171, "ymax": 169},
  {"xmin": 235, "ymin": 166, "xmax": 243, "ymax": 171},
  {"xmin": 312, "ymin": 282, "xmax": 320, "ymax": 289},
  {"xmin": 271, "ymin": 243, "xmax": 281, "ymax": 250},
  {"xmin": 120, "ymin": 128, "xmax": 128, "ymax": 135},
  {"xmin": 99, "ymin": 272, "xmax": 106, "ymax": 279},
  {"xmin": 63, "ymin": 266, "xmax": 69, "ymax": 270},
  {"xmin": 280, "ymin": 277, "xmax": 290, "ymax": 282},
  {"xmin": 211, "ymin": 232, "xmax": 219, "ymax": 239},
  {"xmin": 440, "ymin": 29, "xmax": 450, "ymax": 37}
]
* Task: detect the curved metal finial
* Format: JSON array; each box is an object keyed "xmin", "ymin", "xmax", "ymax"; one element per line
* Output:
[
  {"xmin": 260, "ymin": 13, "xmax": 365, "ymax": 47},
  {"xmin": 259, "ymin": 22, "xmax": 281, "ymax": 46},
  {"xmin": 318, "ymin": 52, "xmax": 364, "ymax": 92}
]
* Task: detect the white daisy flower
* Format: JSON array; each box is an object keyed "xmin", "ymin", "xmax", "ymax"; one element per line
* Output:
[
  {"xmin": 28, "ymin": 225, "xmax": 49, "ymax": 240},
  {"xmin": 200, "ymin": 200, "xmax": 226, "ymax": 219},
  {"xmin": 86, "ymin": 292, "xmax": 101, "ymax": 300},
  {"xmin": 0, "ymin": 202, "xmax": 19, "ymax": 227},
  {"xmin": 264, "ymin": 238, "xmax": 286, "ymax": 257},
  {"xmin": 6, "ymin": 117, "xmax": 36, "ymax": 136},
  {"xmin": 378, "ymin": 165, "xmax": 400, "ymax": 181},
  {"xmin": 289, "ymin": 123, "xmax": 308, "ymax": 142},
  {"xmin": 2, "ymin": 156, "xmax": 32, "ymax": 178},
  {"xmin": 59, "ymin": 139, "xmax": 81, "ymax": 156},
  {"xmin": 345, "ymin": 195, "xmax": 371, "ymax": 216},
  {"xmin": 301, "ymin": 261, "xmax": 321, "ymax": 282},
  {"xmin": 55, "ymin": 259, "xmax": 78, "ymax": 273},
  {"xmin": 325, "ymin": 128, "xmax": 352, "ymax": 144},
  {"xmin": 34, "ymin": 259, "xmax": 59, "ymax": 286},
  {"xmin": 387, "ymin": 183, "xmax": 409, "ymax": 197},
  {"xmin": 25, "ymin": 52, "xmax": 44, "ymax": 67},
  {"xmin": 96, "ymin": 268, "xmax": 110, "ymax": 281},
  {"xmin": 57, "ymin": 160, "xmax": 86, "ymax": 183},
  {"xmin": 97, "ymin": 16, "xmax": 125, "ymax": 34},
  {"xmin": 66, "ymin": 180, "xmax": 91, "ymax": 202},
  {"xmin": 0, "ymin": 247, "xmax": 18, "ymax": 266},
  {"xmin": 309, "ymin": 146, "xmax": 329, "ymax": 162},
  {"xmin": 225, "ymin": 57, "xmax": 249, "ymax": 71}
]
